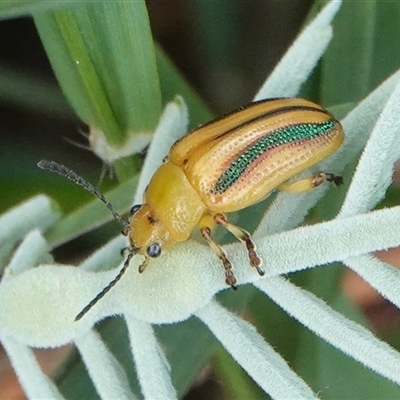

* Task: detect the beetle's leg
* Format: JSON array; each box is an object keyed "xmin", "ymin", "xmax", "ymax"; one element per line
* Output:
[
  {"xmin": 200, "ymin": 225, "xmax": 237, "ymax": 289},
  {"xmin": 213, "ymin": 214, "xmax": 264, "ymax": 276},
  {"xmin": 138, "ymin": 255, "xmax": 150, "ymax": 273},
  {"xmin": 278, "ymin": 172, "xmax": 343, "ymax": 193}
]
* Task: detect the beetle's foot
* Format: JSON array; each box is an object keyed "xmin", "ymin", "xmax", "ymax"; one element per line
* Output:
[
  {"xmin": 245, "ymin": 239, "xmax": 264, "ymax": 275},
  {"xmin": 138, "ymin": 256, "xmax": 149, "ymax": 273},
  {"xmin": 313, "ymin": 172, "xmax": 343, "ymax": 187},
  {"xmin": 256, "ymin": 266, "xmax": 265, "ymax": 276},
  {"xmin": 325, "ymin": 172, "xmax": 343, "ymax": 186},
  {"xmin": 225, "ymin": 269, "xmax": 238, "ymax": 290}
]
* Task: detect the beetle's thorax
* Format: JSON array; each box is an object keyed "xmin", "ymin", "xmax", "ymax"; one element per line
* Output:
[{"xmin": 129, "ymin": 161, "xmax": 207, "ymax": 255}]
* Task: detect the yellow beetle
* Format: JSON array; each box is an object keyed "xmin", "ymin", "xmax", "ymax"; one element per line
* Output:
[{"xmin": 39, "ymin": 97, "xmax": 344, "ymax": 320}]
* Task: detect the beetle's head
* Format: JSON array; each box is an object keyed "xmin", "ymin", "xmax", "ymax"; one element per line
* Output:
[{"xmin": 124, "ymin": 203, "xmax": 172, "ymax": 261}]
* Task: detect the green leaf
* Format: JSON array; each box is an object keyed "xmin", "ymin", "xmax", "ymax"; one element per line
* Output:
[
  {"xmin": 213, "ymin": 345, "xmax": 265, "ymax": 400},
  {"xmin": 57, "ymin": 316, "xmax": 218, "ymax": 398},
  {"xmin": 0, "ymin": 0, "xmax": 89, "ymax": 20},
  {"xmin": 45, "ymin": 176, "xmax": 137, "ymax": 248},
  {"xmin": 156, "ymin": 47, "xmax": 214, "ymax": 128},
  {"xmin": 33, "ymin": 1, "xmax": 161, "ymax": 148},
  {"xmin": 295, "ymin": 294, "xmax": 400, "ymax": 398},
  {"xmin": 378, "ymin": 185, "xmax": 400, "ymax": 209},
  {"xmin": 0, "ymin": 66, "xmax": 73, "ymax": 119},
  {"xmin": 320, "ymin": 1, "xmax": 400, "ymax": 106},
  {"xmin": 157, "ymin": 319, "xmax": 218, "ymax": 396}
]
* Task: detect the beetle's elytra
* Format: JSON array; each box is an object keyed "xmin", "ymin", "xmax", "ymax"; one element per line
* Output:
[{"xmin": 38, "ymin": 97, "xmax": 344, "ymax": 320}]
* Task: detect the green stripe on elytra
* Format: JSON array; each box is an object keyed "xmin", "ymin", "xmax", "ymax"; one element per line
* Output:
[{"xmin": 212, "ymin": 120, "xmax": 336, "ymax": 194}]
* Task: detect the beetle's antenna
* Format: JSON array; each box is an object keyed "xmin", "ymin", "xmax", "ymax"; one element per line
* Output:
[
  {"xmin": 74, "ymin": 249, "xmax": 137, "ymax": 321},
  {"xmin": 38, "ymin": 160, "xmax": 129, "ymax": 227}
]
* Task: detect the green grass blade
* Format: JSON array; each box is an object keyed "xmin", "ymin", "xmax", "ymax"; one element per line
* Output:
[{"xmin": 34, "ymin": 2, "xmax": 161, "ymax": 148}]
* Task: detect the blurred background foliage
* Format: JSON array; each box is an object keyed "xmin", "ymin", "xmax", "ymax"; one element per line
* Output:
[{"xmin": 1, "ymin": 0, "xmax": 400, "ymax": 399}]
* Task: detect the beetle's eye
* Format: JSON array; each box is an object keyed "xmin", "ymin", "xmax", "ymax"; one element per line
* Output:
[
  {"xmin": 147, "ymin": 243, "xmax": 161, "ymax": 258},
  {"xmin": 130, "ymin": 204, "xmax": 142, "ymax": 216}
]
